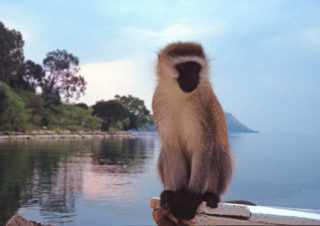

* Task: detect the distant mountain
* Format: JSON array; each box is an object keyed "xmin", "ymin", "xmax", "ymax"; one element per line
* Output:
[
  {"xmin": 225, "ymin": 112, "xmax": 258, "ymax": 133},
  {"xmin": 135, "ymin": 112, "xmax": 257, "ymax": 133}
]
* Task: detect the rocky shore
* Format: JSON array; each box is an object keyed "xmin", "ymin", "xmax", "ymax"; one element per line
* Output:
[
  {"xmin": 0, "ymin": 130, "xmax": 136, "ymax": 140},
  {"xmin": 5, "ymin": 215, "xmax": 50, "ymax": 226}
]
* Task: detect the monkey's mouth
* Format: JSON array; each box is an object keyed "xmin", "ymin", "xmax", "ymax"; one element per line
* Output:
[{"xmin": 175, "ymin": 61, "xmax": 201, "ymax": 93}]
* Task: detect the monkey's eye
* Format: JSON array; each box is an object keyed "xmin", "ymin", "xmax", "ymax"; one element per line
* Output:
[{"xmin": 175, "ymin": 62, "xmax": 201, "ymax": 75}]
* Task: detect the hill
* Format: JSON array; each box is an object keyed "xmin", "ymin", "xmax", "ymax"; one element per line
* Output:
[
  {"xmin": 225, "ymin": 112, "xmax": 257, "ymax": 133},
  {"xmin": 136, "ymin": 112, "xmax": 258, "ymax": 133}
]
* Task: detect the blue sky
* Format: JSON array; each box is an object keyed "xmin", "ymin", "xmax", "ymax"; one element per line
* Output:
[{"xmin": 1, "ymin": 0, "xmax": 319, "ymax": 133}]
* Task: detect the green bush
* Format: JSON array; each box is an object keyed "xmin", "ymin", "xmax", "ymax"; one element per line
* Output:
[
  {"xmin": 48, "ymin": 104, "xmax": 102, "ymax": 131},
  {"xmin": 92, "ymin": 100, "xmax": 131, "ymax": 131},
  {"xmin": 0, "ymin": 81, "xmax": 29, "ymax": 131},
  {"xmin": 14, "ymin": 89, "xmax": 44, "ymax": 129}
]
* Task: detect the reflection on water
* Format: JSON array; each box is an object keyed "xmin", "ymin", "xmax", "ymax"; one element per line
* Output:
[
  {"xmin": 0, "ymin": 135, "xmax": 159, "ymax": 225},
  {"xmin": 0, "ymin": 132, "xmax": 319, "ymax": 225}
]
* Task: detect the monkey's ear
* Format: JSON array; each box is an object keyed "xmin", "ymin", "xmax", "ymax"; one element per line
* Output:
[{"xmin": 157, "ymin": 53, "xmax": 161, "ymax": 59}]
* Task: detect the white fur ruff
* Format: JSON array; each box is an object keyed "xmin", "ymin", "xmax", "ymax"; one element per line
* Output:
[{"xmin": 171, "ymin": 56, "xmax": 206, "ymax": 66}]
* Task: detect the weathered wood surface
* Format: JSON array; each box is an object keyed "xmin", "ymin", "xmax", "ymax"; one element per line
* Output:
[{"xmin": 150, "ymin": 197, "xmax": 320, "ymax": 225}]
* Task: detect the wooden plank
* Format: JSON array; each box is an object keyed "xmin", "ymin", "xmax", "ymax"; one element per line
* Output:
[
  {"xmin": 150, "ymin": 197, "xmax": 320, "ymax": 225},
  {"xmin": 150, "ymin": 197, "xmax": 161, "ymax": 209},
  {"xmin": 151, "ymin": 197, "xmax": 259, "ymax": 225},
  {"xmin": 197, "ymin": 202, "xmax": 251, "ymax": 218},
  {"xmin": 191, "ymin": 214, "xmax": 268, "ymax": 225}
]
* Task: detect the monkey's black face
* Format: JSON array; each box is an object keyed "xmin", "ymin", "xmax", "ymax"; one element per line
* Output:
[{"xmin": 175, "ymin": 61, "xmax": 201, "ymax": 93}]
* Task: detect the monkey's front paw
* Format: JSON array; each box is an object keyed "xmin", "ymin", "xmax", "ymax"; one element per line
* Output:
[
  {"xmin": 160, "ymin": 190, "xmax": 176, "ymax": 210},
  {"xmin": 203, "ymin": 192, "xmax": 220, "ymax": 208},
  {"xmin": 171, "ymin": 189, "xmax": 202, "ymax": 220}
]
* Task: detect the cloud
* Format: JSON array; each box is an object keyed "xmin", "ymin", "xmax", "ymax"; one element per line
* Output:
[
  {"xmin": 263, "ymin": 25, "xmax": 320, "ymax": 52},
  {"xmin": 123, "ymin": 22, "xmax": 225, "ymax": 43},
  {"xmin": 79, "ymin": 58, "xmax": 155, "ymax": 110},
  {"xmin": 297, "ymin": 26, "xmax": 320, "ymax": 49},
  {"xmin": 82, "ymin": 168, "xmax": 134, "ymax": 200}
]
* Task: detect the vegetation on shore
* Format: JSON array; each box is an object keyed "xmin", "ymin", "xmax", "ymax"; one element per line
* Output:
[
  {"xmin": 0, "ymin": 21, "xmax": 152, "ymax": 133},
  {"xmin": 1, "ymin": 20, "xmax": 256, "ymax": 134}
]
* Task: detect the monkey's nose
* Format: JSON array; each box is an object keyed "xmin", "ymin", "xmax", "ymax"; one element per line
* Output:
[{"xmin": 175, "ymin": 61, "xmax": 201, "ymax": 93}]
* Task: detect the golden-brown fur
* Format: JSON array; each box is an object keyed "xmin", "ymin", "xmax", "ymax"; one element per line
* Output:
[{"xmin": 153, "ymin": 42, "xmax": 233, "ymax": 219}]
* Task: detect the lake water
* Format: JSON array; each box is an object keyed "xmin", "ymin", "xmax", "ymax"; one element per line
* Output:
[{"xmin": 0, "ymin": 132, "xmax": 319, "ymax": 225}]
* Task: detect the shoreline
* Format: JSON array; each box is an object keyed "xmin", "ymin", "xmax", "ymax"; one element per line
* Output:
[{"xmin": 0, "ymin": 130, "xmax": 136, "ymax": 140}]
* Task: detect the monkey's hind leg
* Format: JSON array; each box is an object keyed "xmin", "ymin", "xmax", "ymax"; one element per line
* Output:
[
  {"xmin": 203, "ymin": 147, "xmax": 232, "ymax": 208},
  {"xmin": 158, "ymin": 147, "xmax": 189, "ymax": 213}
]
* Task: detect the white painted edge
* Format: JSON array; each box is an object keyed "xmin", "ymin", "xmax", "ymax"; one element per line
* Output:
[{"xmin": 248, "ymin": 205, "xmax": 320, "ymax": 225}]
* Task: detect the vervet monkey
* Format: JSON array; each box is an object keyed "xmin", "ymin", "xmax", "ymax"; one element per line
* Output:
[{"xmin": 152, "ymin": 42, "xmax": 233, "ymax": 220}]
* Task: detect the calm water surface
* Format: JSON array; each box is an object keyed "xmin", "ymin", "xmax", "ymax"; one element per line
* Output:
[{"xmin": 0, "ymin": 132, "xmax": 319, "ymax": 225}]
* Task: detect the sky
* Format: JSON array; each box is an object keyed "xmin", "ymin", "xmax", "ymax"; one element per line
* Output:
[{"xmin": 0, "ymin": 0, "xmax": 319, "ymax": 134}]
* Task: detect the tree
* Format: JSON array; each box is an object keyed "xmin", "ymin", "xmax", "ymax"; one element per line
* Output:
[
  {"xmin": 92, "ymin": 100, "xmax": 131, "ymax": 131},
  {"xmin": 0, "ymin": 89, "xmax": 5, "ymax": 114},
  {"xmin": 16, "ymin": 60, "xmax": 44, "ymax": 92},
  {"xmin": 0, "ymin": 21, "xmax": 45, "ymax": 92},
  {"xmin": 0, "ymin": 21, "xmax": 25, "ymax": 87},
  {"xmin": 114, "ymin": 94, "xmax": 151, "ymax": 127},
  {"xmin": 0, "ymin": 81, "xmax": 28, "ymax": 131},
  {"xmin": 74, "ymin": 102, "xmax": 89, "ymax": 110},
  {"xmin": 42, "ymin": 49, "xmax": 86, "ymax": 101}
]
